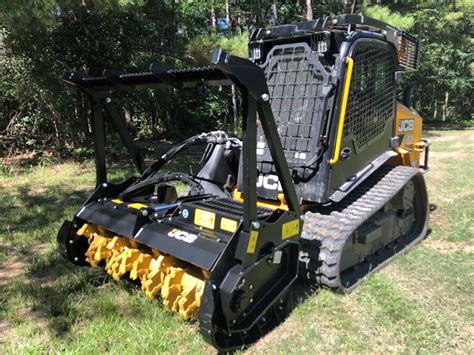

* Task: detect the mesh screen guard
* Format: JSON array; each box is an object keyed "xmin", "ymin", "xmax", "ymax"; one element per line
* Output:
[
  {"xmin": 256, "ymin": 43, "xmax": 333, "ymax": 169},
  {"xmin": 343, "ymin": 43, "xmax": 396, "ymax": 148}
]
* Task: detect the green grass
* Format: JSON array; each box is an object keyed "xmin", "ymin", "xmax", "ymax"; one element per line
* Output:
[{"xmin": 1, "ymin": 129, "xmax": 473, "ymax": 353}]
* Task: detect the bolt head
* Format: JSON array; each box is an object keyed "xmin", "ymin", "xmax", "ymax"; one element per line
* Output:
[
  {"xmin": 69, "ymin": 240, "xmax": 74, "ymax": 245},
  {"xmin": 261, "ymin": 93, "xmax": 270, "ymax": 102},
  {"xmin": 105, "ymin": 97, "xmax": 112, "ymax": 104},
  {"xmin": 249, "ymin": 284, "xmax": 253, "ymax": 290},
  {"xmin": 102, "ymin": 183, "xmax": 108, "ymax": 188},
  {"xmin": 300, "ymin": 214, "xmax": 305, "ymax": 221},
  {"xmin": 332, "ymin": 19, "xmax": 338, "ymax": 25},
  {"xmin": 74, "ymin": 257, "xmax": 79, "ymax": 262},
  {"xmin": 141, "ymin": 209, "xmax": 149, "ymax": 217},
  {"xmin": 265, "ymin": 29, "xmax": 271, "ymax": 36},
  {"xmin": 249, "ymin": 298, "xmax": 253, "ymax": 303},
  {"xmin": 252, "ymin": 221, "xmax": 261, "ymax": 229}
]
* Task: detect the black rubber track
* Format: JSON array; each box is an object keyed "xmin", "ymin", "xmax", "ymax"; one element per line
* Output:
[{"xmin": 300, "ymin": 165, "xmax": 429, "ymax": 293}]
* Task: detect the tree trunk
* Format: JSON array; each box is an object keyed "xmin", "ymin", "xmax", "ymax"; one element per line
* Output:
[
  {"xmin": 305, "ymin": 0, "xmax": 313, "ymax": 21},
  {"xmin": 342, "ymin": 0, "xmax": 352, "ymax": 14},
  {"xmin": 236, "ymin": 3, "xmax": 242, "ymax": 33},
  {"xmin": 211, "ymin": 5, "xmax": 216, "ymax": 28},
  {"xmin": 225, "ymin": 0, "xmax": 230, "ymax": 24},
  {"xmin": 272, "ymin": 0, "xmax": 278, "ymax": 24},
  {"xmin": 231, "ymin": 85, "xmax": 238, "ymax": 134},
  {"xmin": 170, "ymin": 0, "xmax": 177, "ymax": 47},
  {"xmin": 255, "ymin": 0, "xmax": 264, "ymax": 27},
  {"xmin": 442, "ymin": 90, "xmax": 449, "ymax": 122}
]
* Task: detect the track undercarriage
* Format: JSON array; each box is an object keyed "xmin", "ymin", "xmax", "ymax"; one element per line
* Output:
[{"xmin": 300, "ymin": 165, "xmax": 429, "ymax": 292}]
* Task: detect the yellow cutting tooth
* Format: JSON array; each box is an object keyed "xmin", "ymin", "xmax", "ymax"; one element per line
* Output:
[
  {"xmin": 142, "ymin": 254, "xmax": 175, "ymax": 299},
  {"xmin": 107, "ymin": 236, "xmax": 130, "ymax": 251},
  {"xmin": 104, "ymin": 237, "xmax": 130, "ymax": 270},
  {"xmin": 161, "ymin": 267, "xmax": 185, "ymax": 312},
  {"xmin": 177, "ymin": 273, "xmax": 205, "ymax": 320},
  {"xmin": 105, "ymin": 247, "xmax": 126, "ymax": 281},
  {"xmin": 77, "ymin": 223, "xmax": 99, "ymax": 242},
  {"xmin": 78, "ymin": 225, "xmax": 207, "ymax": 320},
  {"xmin": 130, "ymin": 253, "xmax": 152, "ymax": 280},
  {"xmin": 129, "ymin": 240, "xmax": 139, "ymax": 248},
  {"xmin": 114, "ymin": 248, "xmax": 141, "ymax": 281},
  {"xmin": 85, "ymin": 234, "xmax": 111, "ymax": 267}
]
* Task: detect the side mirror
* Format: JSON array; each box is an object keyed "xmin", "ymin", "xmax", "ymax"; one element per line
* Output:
[{"xmin": 403, "ymin": 80, "xmax": 417, "ymax": 108}]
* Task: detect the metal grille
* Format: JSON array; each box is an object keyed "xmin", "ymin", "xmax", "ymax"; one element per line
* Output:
[
  {"xmin": 343, "ymin": 44, "xmax": 395, "ymax": 147},
  {"xmin": 257, "ymin": 43, "xmax": 331, "ymax": 166},
  {"xmin": 399, "ymin": 32, "xmax": 420, "ymax": 70}
]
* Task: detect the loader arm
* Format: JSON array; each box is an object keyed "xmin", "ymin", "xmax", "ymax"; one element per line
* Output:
[
  {"xmin": 60, "ymin": 50, "xmax": 304, "ymax": 351},
  {"xmin": 64, "ymin": 48, "xmax": 301, "ymax": 225}
]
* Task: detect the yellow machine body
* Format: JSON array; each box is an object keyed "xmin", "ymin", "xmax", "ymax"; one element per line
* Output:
[{"xmin": 395, "ymin": 103, "xmax": 427, "ymax": 168}]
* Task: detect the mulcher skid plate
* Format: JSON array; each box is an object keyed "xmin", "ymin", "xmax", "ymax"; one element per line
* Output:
[
  {"xmin": 299, "ymin": 165, "xmax": 429, "ymax": 292},
  {"xmin": 58, "ymin": 181, "xmax": 301, "ymax": 351}
]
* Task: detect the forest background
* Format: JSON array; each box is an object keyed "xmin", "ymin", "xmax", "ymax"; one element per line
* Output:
[{"xmin": 0, "ymin": 0, "xmax": 472, "ymax": 160}]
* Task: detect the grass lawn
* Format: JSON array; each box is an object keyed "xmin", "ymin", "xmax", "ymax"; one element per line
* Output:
[{"xmin": 0, "ymin": 128, "xmax": 473, "ymax": 353}]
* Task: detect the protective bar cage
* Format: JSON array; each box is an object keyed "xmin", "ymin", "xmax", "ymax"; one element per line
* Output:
[
  {"xmin": 257, "ymin": 43, "xmax": 333, "ymax": 168},
  {"xmin": 63, "ymin": 48, "xmax": 301, "ymax": 231}
]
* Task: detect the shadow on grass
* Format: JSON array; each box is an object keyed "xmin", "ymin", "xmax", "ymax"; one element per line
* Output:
[
  {"xmin": 0, "ymin": 184, "xmax": 107, "ymax": 337},
  {"xmin": 7, "ymin": 251, "xmax": 149, "ymax": 337},
  {"xmin": 0, "ymin": 185, "xmax": 90, "ymax": 237}
]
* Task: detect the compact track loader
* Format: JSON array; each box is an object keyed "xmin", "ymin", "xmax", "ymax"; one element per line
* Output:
[{"xmin": 58, "ymin": 15, "xmax": 430, "ymax": 350}]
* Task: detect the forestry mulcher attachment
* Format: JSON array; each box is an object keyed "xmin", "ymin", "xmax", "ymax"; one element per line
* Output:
[{"xmin": 58, "ymin": 15, "xmax": 430, "ymax": 350}]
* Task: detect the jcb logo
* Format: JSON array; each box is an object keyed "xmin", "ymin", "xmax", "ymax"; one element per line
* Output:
[
  {"xmin": 398, "ymin": 119, "xmax": 414, "ymax": 133},
  {"xmin": 257, "ymin": 175, "xmax": 282, "ymax": 191},
  {"xmin": 168, "ymin": 228, "xmax": 197, "ymax": 243}
]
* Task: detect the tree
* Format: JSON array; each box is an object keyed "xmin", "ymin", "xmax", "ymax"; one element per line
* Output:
[
  {"xmin": 0, "ymin": 0, "xmax": 471, "ymax": 157},
  {"xmin": 306, "ymin": 0, "xmax": 313, "ymax": 20},
  {"xmin": 342, "ymin": 0, "xmax": 352, "ymax": 14}
]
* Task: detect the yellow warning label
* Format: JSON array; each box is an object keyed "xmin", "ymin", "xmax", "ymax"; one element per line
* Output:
[
  {"xmin": 247, "ymin": 230, "xmax": 259, "ymax": 254},
  {"xmin": 194, "ymin": 209, "xmax": 216, "ymax": 230},
  {"xmin": 112, "ymin": 199, "xmax": 124, "ymax": 204},
  {"xmin": 128, "ymin": 203, "xmax": 148, "ymax": 210},
  {"xmin": 282, "ymin": 219, "xmax": 300, "ymax": 240},
  {"xmin": 220, "ymin": 218, "xmax": 238, "ymax": 233}
]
